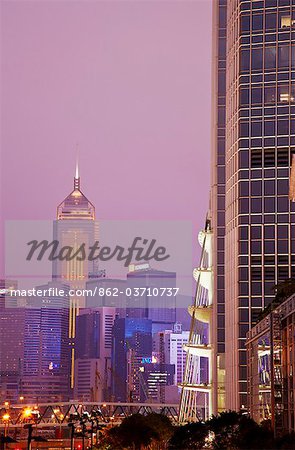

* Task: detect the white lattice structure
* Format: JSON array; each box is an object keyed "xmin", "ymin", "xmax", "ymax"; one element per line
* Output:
[{"xmin": 179, "ymin": 220, "xmax": 213, "ymax": 422}]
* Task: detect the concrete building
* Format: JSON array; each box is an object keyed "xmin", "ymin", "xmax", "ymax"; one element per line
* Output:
[{"xmin": 153, "ymin": 324, "xmax": 189, "ymax": 385}]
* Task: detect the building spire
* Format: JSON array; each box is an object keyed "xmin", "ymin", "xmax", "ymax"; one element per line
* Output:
[{"xmin": 74, "ymin": 156, "xmax": 80, "ymax": 190}]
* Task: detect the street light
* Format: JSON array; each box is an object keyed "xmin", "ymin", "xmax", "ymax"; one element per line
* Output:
[
  {"xmin": 23, "ymin": 408, "xmax": 33, "ymax": 420},
  {"xmin": 23, "ymin": 408, "xmax": 40, "ymax": 450},
  {"xmin": 23, "ymin": 424, "xmax": 33, "ymax": 450},
  {"xmin": 2, "ymin": 414, "xmax": 10, "ymax": 450}
]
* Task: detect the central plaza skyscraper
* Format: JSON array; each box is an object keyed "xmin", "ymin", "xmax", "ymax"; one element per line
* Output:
[
  {"xmin": 211, "ymin": 0, "xmax": 295, "ymax": 411},
  {"xmin": 53, "ymin": 166, "xmax": 98, "ymax": 390}
]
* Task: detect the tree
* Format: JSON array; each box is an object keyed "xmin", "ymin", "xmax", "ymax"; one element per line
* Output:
[
  {"xmin": 206, "ymin": 411, "xmax": 275, "ymax": 450},
  {"xmin": 275, "ymin": 432, "xmax": 295, "ymax": 449},
  {"xmin": 100, "ymin": 414, "xmax": 158, "ymax": 450},
  {"xmin": 169, "ymin": 422, "xmax": 208, "ymax": 449},
  {"xmin": 144, "ymin": 413, "xmax": 174, "ymax": 449},
  {"xmin": 207, "ymin": 411, "xmax": 241, "ymax": 449},
  {"xmin": 235, "ymin": 415, "xmax": 274, "ymax": 450}
]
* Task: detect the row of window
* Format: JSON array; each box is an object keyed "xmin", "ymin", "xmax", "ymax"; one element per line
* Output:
[
  {"xmin": 240, "ymin": 0, "xmax": 295, "ymax": 10},
  {"xmin": 239, "ymin": 213, "xmax": 295, "ymax": 225},
  {"xmin": 249, "ymin": 148, "xmax": 291, "ymax": 167},
  {"xmin": 240, "ymin": 119, "xmax": 295, "ymax": 137},
  {"xmin": 241, "ymin": 13, "xmax": 295, "ymax": 33},
  {"xmin": 239, "ymin": 281, "xmax": 289, "ymax": 296},
  {"xmin": 239, "ymin": 224, "xmax": 290, "ymax": 239},
  {"xmin": 241, "ymin": 45, "xmax": 295, "ymax": 72},
  {"xmin": 240, "ymin": 84, "xmax": 295, "ymax": 105},
  {"xmin": 240, "ymin": 196, "xmax": 290, "ymax": 213},
  {"xmin": 240, "ymin": 239, "xmax": 292, "ymax": 253},
  {"xmin": 239, "ymin": 255, "xmax": 292, "ymax": 267},
  {"xmin": 239, "ymin": 167, "xmax": 290, "ymax": 178},
  {"xmin": 240, "ymin": 178, "xmax": 288, "ymax": 195}
]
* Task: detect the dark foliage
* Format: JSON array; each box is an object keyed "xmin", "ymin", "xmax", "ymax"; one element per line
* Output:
[{"xmin": 169, "ymin": 421, "xmax": 208, "ymax": 449}]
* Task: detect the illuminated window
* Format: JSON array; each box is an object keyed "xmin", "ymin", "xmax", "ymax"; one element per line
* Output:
[
  {"xmin": 279, "ymin": 85, "xmax": 295, "ymax": 103},
  {"xmin": 281, "ymin": 16, "xmax": 295, "ymax": 28}
]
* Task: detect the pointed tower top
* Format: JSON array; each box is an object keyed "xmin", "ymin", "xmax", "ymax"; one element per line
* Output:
[
  {"xmin": 74, "ymin": 158, "xmax": 80, "ymax": 190},
  {"xmin": 75, "ymin": 159, "xmax": 79, "ymax": 180}
]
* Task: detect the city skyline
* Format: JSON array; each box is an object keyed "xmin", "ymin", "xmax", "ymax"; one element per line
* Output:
[
  {"xmin": 0, "ymin": 0, "xmax": 212, "ymax": 281},
  {"xmin": 4, "ymin": 0, "xmax": 295, "ymax": 446}
]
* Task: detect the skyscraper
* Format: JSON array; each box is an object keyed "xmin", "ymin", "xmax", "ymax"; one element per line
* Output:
[
  {"xmin": 54, "ymin": 165, "xmax": 98, "ymax": 390},
  {"xmin": 210, "ymin": 0, "xmax": 227, "ymax": 414},
  {"xmin": 126, "ymin": 264, "xmax": 176, "ymax": 333},
  {"xmin": 180, "ymin": 0, "xmax": 229, "ymax": 420},
  {"xmin": 21, "ymin": 282, "xmax": 69, "ymax": 402},
  {"xmin": 0, "ymin": 281, "xmax": 25, "ymax": 403},
  {"xmin": 212, "ymin": 0, "xmax": 295, "ymax": 411},
  {"xmin": 112, "ymin": 317, "xmax": 152, "ymax": 402},
  {"xmin": 74, "ymin": 307, "xmax": 116, "ymax": 401}
]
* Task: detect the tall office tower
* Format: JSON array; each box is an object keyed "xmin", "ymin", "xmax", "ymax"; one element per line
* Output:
[
  {"xmin": 139, "ymin": 362, "xmax": 175, "ymax": 403},
  {"xmin": 153, "ymin": 323, "xmax": 189, "ymax": 386},
  {"xmin": 210, "ymin": 0, "xmax": 227, "ymax": 415},
  {"xmin": 0, "ymin": 282, "xmax": 25, "ymax": 402},
  {"xmin": 21, "ymin": 282, "xmax": 69, "ymax": 402},
  {"xmin": 54, "ymin": 166, "xmax": 98, "ymax": 390},
  {"xmin": 86, "ymin": 277, "xmax": 126, "ymax": 315},
  {"xmin": 222, "ymin": 1, "xmax": 295, "ymax": 411},
  {"xmin": 112, "ymin": 317, "xmax": 152, "ymax": 402},
  {"xmin": 126, "ymin": 264, "xmax": 176, "ymax": 333},
  {"xmin": 74, "ymin": 307, "xmax": 116, "ymax": 401}
]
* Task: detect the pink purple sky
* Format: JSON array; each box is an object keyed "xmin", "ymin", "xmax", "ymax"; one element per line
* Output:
[{"xmin": 1, "ymin": 0, "xmax": 212, "ymax": 275}]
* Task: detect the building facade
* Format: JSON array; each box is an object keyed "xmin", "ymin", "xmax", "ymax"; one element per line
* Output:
[
  {"xmin": 21, "ymin": 282, "xmax": 70, "ymax": 402},
  {"xmin": 153, "ymin": 324, "xmax": 189, "ymax": 385},
  {"xmin": 0, "ymin": 281, "xmax": 25, "ymax": 403},
  {"xmin": 74, "ymin": 307, "xmax": 116, "ymax": 401},
  {"xmin": 214, "ymin": 0, "xmax": 295, "ymax": 410},
  {"xmin": 210, "ymin": 0, "xmax": 227, "ymax": 415},
  {"xmin": 247, "ymin": 292, "xmax": 295, "ymax": 435},
  {"xmin": 126, "ymin": 264, "xmax": 176, "ymax": 333},
  {"xmin": 53, "ymin": 168, "xmax": 99, "ymax": 390},
  {"xmin": 112, "ymin": 317, "xmax": 152, "ymax": 402},
  {"xmin": 179, "ymin": 221, "xmax": 216, "ymax": 422}
]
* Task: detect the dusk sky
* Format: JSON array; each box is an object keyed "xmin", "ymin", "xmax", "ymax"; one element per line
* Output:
[{"xmin": 1, "ymin": 0, "xmax": 212, "ymax": 274}]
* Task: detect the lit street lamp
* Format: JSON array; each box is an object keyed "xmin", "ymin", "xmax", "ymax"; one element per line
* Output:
[{"xmin": 2, "ymin": 414, "xmax": 10, "ymax": 450}]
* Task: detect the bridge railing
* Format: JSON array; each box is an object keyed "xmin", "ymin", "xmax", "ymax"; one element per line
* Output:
[{"xmin": 0, "ymin": 402, "xmax": 179, "ymax": 427}]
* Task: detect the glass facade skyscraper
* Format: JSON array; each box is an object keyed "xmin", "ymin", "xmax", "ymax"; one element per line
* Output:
[
  {"xmin": 53, "ymin": 168, "xmax": 98, "ymax": 390},
  {"xmin": 221, "ymin": 0, "xmax": 295, "ymax": 410},
  {"xmin": 112, "ymin": 317, "xmax": 152, "ymax": 402},
  {"xmin": 210, "ymin": 0, "xmax": 227, "ymax": 413},
  {"xmin": 21, "ymin": 282, "xmax": 69, "ymax": 402}
]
